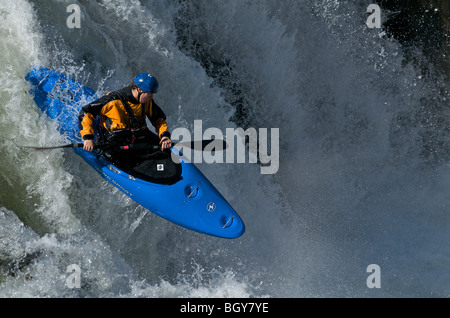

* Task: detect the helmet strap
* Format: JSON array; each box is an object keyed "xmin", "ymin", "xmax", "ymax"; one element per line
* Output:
[{"xmin": 136, "ymin": 88, "xmax": 143, "ymax": 103}]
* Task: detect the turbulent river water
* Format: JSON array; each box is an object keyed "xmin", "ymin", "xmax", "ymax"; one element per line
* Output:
[{"xmin": 0, "ymin": 0, "xmax": 449, "ymax": 297}]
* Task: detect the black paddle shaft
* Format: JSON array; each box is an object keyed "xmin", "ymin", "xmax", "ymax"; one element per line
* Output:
[{"xmin": 20, "ymin": 139, "xmax": 228, "ymax": 152}]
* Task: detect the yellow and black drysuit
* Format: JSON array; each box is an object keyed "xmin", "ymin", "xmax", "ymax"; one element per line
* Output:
[{"xmin": 78, "ymin": 85, "xmax": 170, "ymax": 144}]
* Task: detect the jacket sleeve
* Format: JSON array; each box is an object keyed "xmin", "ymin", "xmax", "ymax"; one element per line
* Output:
[
  {"xmin": 147, "ymin": 101, "xmax": 171, "ymax": 139},
  {"xmin": 78, "ymin": 94, "xmax": 114, "ymax": 140}
]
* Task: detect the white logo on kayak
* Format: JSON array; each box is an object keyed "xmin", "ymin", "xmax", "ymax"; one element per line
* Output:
[
  {"xmin": 157, "ymin": 164, "xmax": 164, "ymax": 171},
  {"xmin": 207, "ymin": 202, "xmax": 216, "ymax": 212}
]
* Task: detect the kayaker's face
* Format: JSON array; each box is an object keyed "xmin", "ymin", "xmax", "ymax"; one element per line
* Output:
[{"xmin": 139, "ymin": 91, "xmax": 153, "ymax": 103}]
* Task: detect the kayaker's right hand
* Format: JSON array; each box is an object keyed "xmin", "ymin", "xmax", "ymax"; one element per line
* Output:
[{"xmin": 83, "ymin": 139, "xmax": 95, "ymax": 152}]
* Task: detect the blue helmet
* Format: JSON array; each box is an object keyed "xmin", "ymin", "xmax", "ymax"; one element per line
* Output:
[{"xmin": 133, "ymin": 73, "xmax": 159, "ymax": 93}]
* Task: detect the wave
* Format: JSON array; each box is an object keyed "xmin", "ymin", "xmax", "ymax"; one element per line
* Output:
[{"xmin": 0, "ymin": 0, "xmax": 448, "ymax": 297}]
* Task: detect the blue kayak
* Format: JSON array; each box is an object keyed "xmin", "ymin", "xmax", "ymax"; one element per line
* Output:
[{"xmin": 25, "ymin": 67, "xmax": 245, "ymax": 239}]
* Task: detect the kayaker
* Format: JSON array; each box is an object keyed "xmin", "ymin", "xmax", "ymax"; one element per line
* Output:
[{"xmin": 78, "ymin": 73, "xmax": 172, "ymax": 153}]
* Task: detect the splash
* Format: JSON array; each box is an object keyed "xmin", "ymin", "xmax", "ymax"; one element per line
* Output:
[{"xmin": 0, "ymin": 0, "xmax": 448, "ymax": 297}]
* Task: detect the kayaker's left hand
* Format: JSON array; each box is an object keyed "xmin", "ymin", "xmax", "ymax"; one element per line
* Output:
[{"xmin": 160, "ymin": 137, "xmax": 172, "ymax": 150}]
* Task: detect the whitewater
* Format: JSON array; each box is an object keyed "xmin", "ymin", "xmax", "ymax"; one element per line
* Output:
[{"xmin": 0, "ymin": 0, "xmax": 449, "ymax": 297}]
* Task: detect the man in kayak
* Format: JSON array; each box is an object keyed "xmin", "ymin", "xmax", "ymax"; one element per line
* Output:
[{"xmin": 78, "ymin": 73, "xmax": 172, "ymax": 155}]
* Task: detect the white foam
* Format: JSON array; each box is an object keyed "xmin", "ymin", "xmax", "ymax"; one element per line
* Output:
[{"xmin": 1, "ymin": 0, "xmax": 448, "ymax": 297}]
